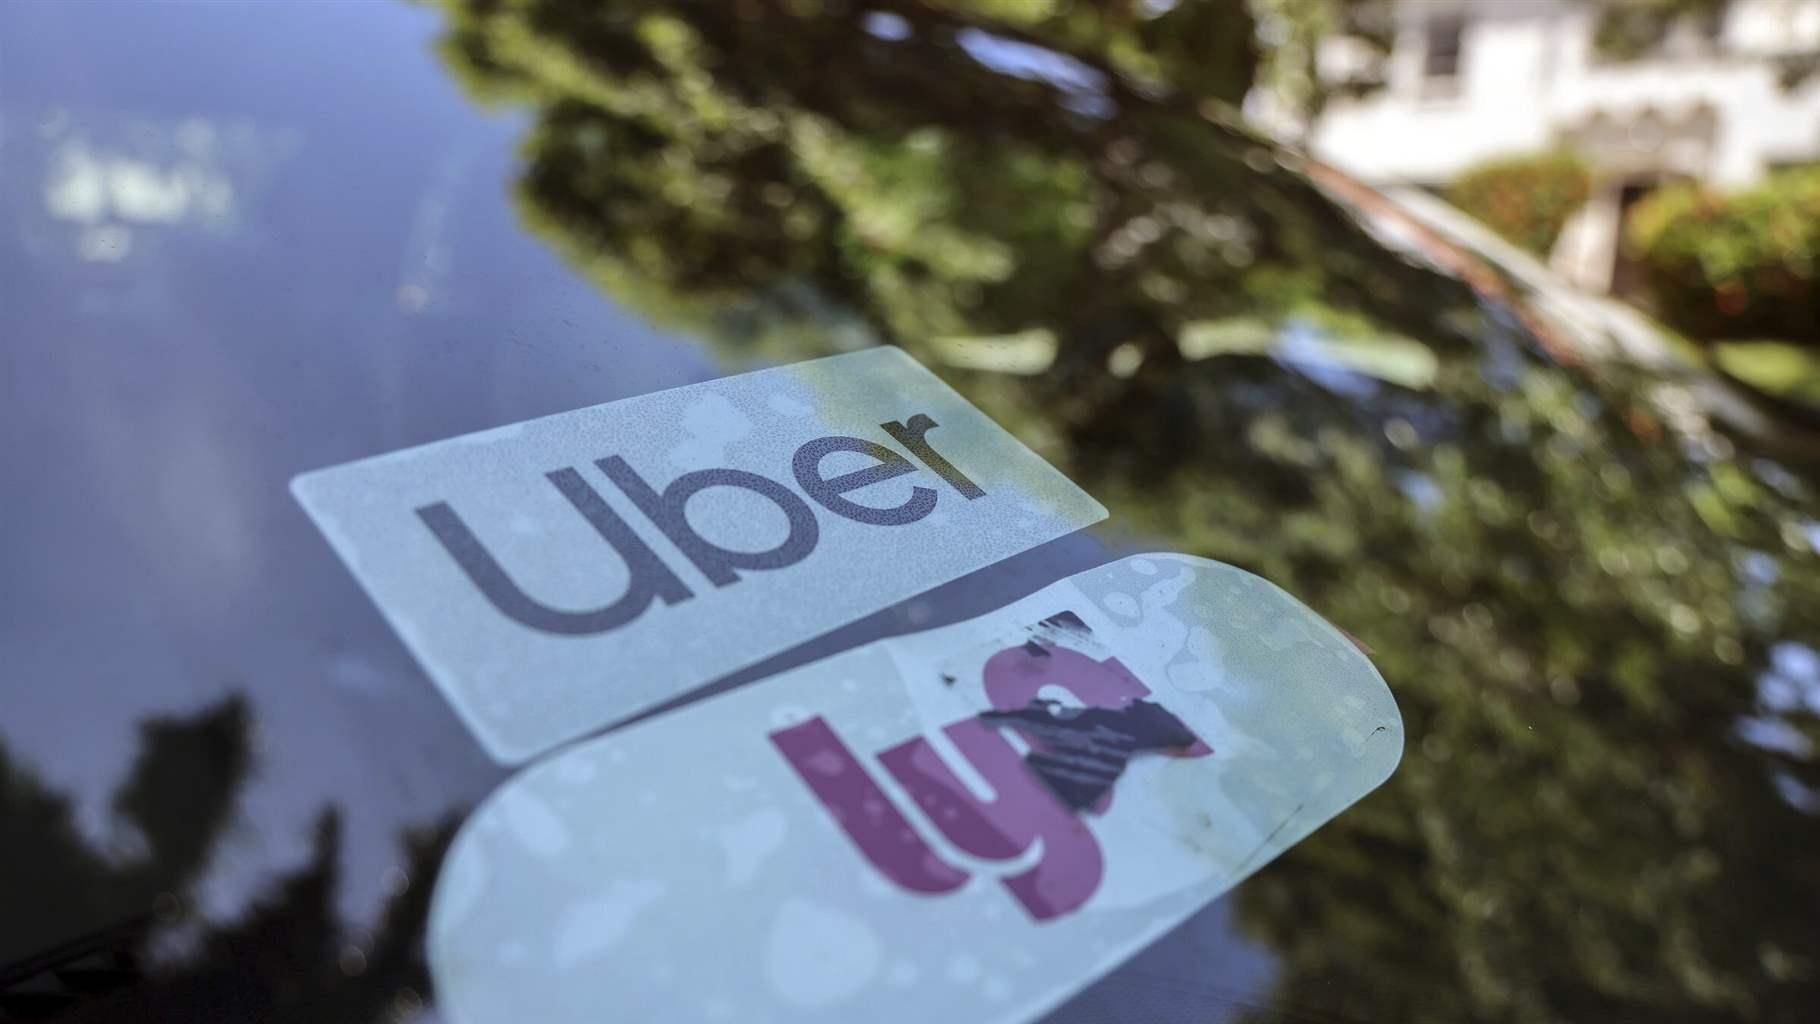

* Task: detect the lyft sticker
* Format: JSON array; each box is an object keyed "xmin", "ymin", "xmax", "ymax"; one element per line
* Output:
[
  {"xmin": 428, "ymin": 555, "xmax": 1403, "ymax": 1024},
  {"xmin": 292, "ymin": 348, "xmax": 1105, "ymax": 762}
]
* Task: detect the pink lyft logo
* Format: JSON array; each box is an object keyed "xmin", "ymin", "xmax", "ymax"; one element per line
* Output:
[{"xmin": 769, "ymin": 616, "xmax": 1210, "ymax": 921}]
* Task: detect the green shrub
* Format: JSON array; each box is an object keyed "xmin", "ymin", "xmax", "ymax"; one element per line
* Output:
[
  {"xmin": 1628, "ymin": 168, "xmax": 1820, "ymax": 344},
  {"xmin": 1448, "ymin": 151, "xmax": 1593, "ymax": 257}
]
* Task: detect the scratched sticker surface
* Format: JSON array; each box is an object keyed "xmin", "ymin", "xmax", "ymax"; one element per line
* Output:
[
  {"xmin": 291, "ymin": 348, "xmax": 1106, "ymax": 763},
  {"xmin": 429, "ymin": 554, "xmax": 1403, "ymax": 1024}
]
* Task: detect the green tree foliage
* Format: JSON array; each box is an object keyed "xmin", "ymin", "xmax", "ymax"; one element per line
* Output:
[
  {"xmin": 1593, "ymin": 0, "xmax": 1731, "ymax": 60},
  {"xmin": 434, "ymin": 0, "xmax": 1466, "ymax": 377},
  {"xmin": 428, "ymin": 2, "xmax": 1820, "ymax": 1022},
  {"xmin": 1448, "ymin": 151, "xmax": 1594, "ymax": 258},
  {"xmin": 1629, "ymin": 167, "xmax": 1820, "ymax": 346},
  {"xmin": 1251, "ymin": 0, "xmax": 1395, "ymax": 129}
]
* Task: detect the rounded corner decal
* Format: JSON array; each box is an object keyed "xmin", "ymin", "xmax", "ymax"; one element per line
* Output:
[{"xmin": 428, "ymin": 554, "xmax": 1402, "ymax": 1023}]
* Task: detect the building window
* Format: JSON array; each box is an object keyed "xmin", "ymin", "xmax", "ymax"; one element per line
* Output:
[
  {"xmin": 1423, "ymin": 15, "xmax": 1466, "ymax": 82},
  {"xmin": 1416, "ymin": 14, "xmax": 1466, "ymax": 99}
]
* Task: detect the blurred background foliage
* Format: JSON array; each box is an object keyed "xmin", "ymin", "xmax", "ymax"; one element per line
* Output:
[
  {"xmin": 1447, "ymin": 151, "xmax": 1595, "ymax": 259},
  {"xmin": 1629, "ymin": 167, "xmax": 1820, "ymax": 347},
  {"xmin": 426, "ymin": 1, "xmax": 1820, "ymax": 1022},
  {"xmin": 1423, "ymin": 0, "xmax": 1820, "ymax": 411},
  {"xmin": 1593, "ymin": 0, "xmax": 1732, "ymax": 59}
]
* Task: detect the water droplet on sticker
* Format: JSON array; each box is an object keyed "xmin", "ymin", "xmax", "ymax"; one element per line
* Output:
[{"xmin": 764, "ymin": 900, "xmax": 881, "ymax": 1007}]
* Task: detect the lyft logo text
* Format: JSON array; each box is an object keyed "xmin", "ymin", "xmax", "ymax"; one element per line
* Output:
[{"xmin": 772, "ymin": 630, "xmax": 1209, "ymax": 920}]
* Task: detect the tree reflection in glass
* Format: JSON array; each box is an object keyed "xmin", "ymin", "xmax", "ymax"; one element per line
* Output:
[
  {"xmin": 425, "ymin": 2, "xmax": 1820, "ymax": 1021},
  {"xmin": 1, "ymin": 699, "xmax": 456, "ymax": 1022}
]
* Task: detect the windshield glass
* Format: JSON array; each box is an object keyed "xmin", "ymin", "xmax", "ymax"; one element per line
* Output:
[{"xmin": 3, "ymin": 2, "xmax": 1818, "ymax": 1022}]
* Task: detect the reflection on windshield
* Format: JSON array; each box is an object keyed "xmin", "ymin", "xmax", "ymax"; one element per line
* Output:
[
  {"xmin": 22, "ymin": 111, "xmax": 299, "ymax": 268},
  {"xmin": 428, "ymin": 2, "xmax": 1820, "ymax": 1020},
  {"xmin": 0, "ymin": 699, "xmax": 456, "ymax": 1022}
]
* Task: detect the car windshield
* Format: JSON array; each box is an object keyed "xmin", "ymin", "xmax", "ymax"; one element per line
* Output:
[{"xmin": 3, "ymin": 2, "xmax": 1818, "ymax": 1022}]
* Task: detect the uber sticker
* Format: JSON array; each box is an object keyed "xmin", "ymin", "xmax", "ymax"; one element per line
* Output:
[
  {"xmin": 428, "ymin": 554, "xmax": 1403, "ymax": 1024},
  {"xmin": 291, "ymin": 348, "xmax": 1106, "ymax": 763}
]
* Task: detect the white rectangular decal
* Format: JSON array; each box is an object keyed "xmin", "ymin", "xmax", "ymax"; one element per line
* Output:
[{"xmin": 291, "ymin": 348, "xmax": 1106, "ymax": 762}]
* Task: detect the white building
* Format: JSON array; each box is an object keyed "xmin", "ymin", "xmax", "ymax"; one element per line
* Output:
[{"xmin": 1305, "ymin": 0, "xmax": 1820, "ymax": 291}]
